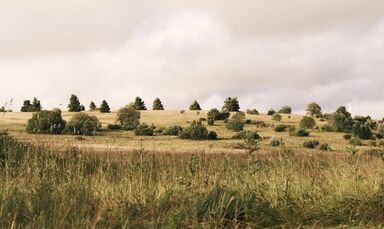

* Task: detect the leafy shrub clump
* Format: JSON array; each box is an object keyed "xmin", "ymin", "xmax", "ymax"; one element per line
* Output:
[
  {"xmin": 207, "ymin": 131, "xmax": 218, "ymax": 140},
  {"xmin": 116, "ymin": 105, "xmax": 141, "ymax": 130},
  {"xmin": 294, "ymin": 129, "xmax": 310, "ymax": 137},
  {"xmin": 299, "ymin": 116, "xmax": 316, "ymax": 129},
  {"xmin": 343, "ymin": 134, "xmax": 352, "ymax": 140},
  {"xmin": 189, "ymin": 100, "xmax": 201, "ymax": 110},
  {"xmin": 270, "ymin": 136, "xmax": 281, "ymax": 147},
  {"xmin": 65, "ymin": 113, "xmax": 101, "ymax": 136},
  {"xmin": 225, "ymin": 119, "xmax": 244, "ymax": 132},
  {"xmin": 267, "ymin": 109, "xmax": 276, "ymax": 116},
  {"xmin": 278, "ymin": 106, "xmax": 292, "ymax": 114},
  {"xmin": 207, "ymin": 118, "xmax": 215, "ymax": 126},
  {"xmin": 319, "ymin": 143, "xmax": 332, "ymax": 151},
  {"xmin": 107, "ymin": 124, "xmax": 122, "ymax": 130},
  {"xmin": 321, "ymin": 124, "xmax": 333, "ymax": 132},
  {"xmin": 349, "ymin": 137, "xmax": 363, "ymax": 146},
  {"xmin": 303, "ymin": 140, "xmax": 320, "ymax": 149},
  {"xmin": 272, "ymin": 113, "xmax": 282, "ymax": 122},
  {"xmin": 274, "ymin": 124, "xmax": 290, "ymax": 132},
  {"xmin": 179, "ymin": 121, "xmax": 216, "ymax": 140},
  {"xmin": 135, "ymin": 123, "xmax": 155, "ymax": 136},
  {"xmin": 245, "ymin": 119, "xmax": 251, "ymax": 124},
  {"xmin": 162, "ymin": 126, "xmax": 183, "ymax": 136},
  {"xmin": 222, "ymin": 97, "xmax": 240, "ymax": 112},
  {"xmin": 232, "ymin": 131, "xmax": 261, "ymax": 140},
  {"xmin": 26, "ymin": 109, "xmax": 66, "ymax": 134},
  {"xmin": 246, "ymin": 109, "xmax": 259, "ymax": 115}
]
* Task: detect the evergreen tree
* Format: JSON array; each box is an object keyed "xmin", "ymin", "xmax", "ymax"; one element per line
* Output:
[
  {"xmin": 89, "ymin": 102, "xmax": 97, "ymax": 111},
  {"xmin": 329, "ymin": 106, "xmax": 353, "ymax": 132},
  {"xmin": 152, "ymin": 98, "xmax": 164, "ymax": 110},
  {"xmin": 133, "ymin": 97, "xmax": 147, "ymax": 110},
  {"xmin": 20, "ymin": 100, "xmax": 32, "ymax": 112},
  {"xmin": 31, "ymin": 97, "xmax": 42, "ymax": 112},
  {"xmin": 100, "ymin": 100, "xmax": 111, "ymax": 113},
  {"xmin": 189, "ymin": 100, "xmax": 201, "ymax": 110},
  {"xmin": 222, "ymin": 97, "xmax": 240, "ymax": 112},
  {"xmin": 68, "ymin": 94, "xmax": 82, "ymax": 112}
]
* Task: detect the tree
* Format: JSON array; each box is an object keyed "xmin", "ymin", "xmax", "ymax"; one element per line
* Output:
[
  {"xmin": 189, "ymin": 100, "xmax": 201, "ymax": 110},
  {"xmin": 31, "ymin": 98, "xmax": 42, "ymax": 112},
  {"xmin": 26, "ymin": 109, "xmax": 66, "ymax": 134},
  {"xmin": 116, "ymin": 104, "xmax": 141, "ymax": 130},
  {"xmin": 222, "ymin": 97, "xmax": 240, "ymax": 112},
  {"xmin": 306, "ymin": 102, "xmax": 322, "ymax": 116},
  {"xmin": 21, "ymin": 100, "xmax": 32, "ymax": 112},
  {"xmin": 152, "ymin": 98, "xmax": 164, "ymax": 110},
  {"xmin": 272, "ymin": 113, "xmax": 282, "ymax": 122},
  {"xmin": 68, "ymin": 94, "xmax": 82, "ymax": 112},
  {"xmin": 267, "ymin": 109, "xmax": 276, "ymax": 116},
  {"xmin": 278, "ymin": 106, "xmax": 292, "ymax": 114},
  {"xmin": 329, "ymin": 106, "xmax": 353, "ymax": 132},
  {"xmin": 178, "ymin": 120, "xmax": 216, "ymax": 140},
  {"xmin": 99, "ymin": 100, "xmax": 111, "ymax": 113},
  {"xmin": 135, "ymin": 123, "xmax": 155, "ymax": 136},
  {"xmin": 21, "ymin": 98, "xmax": 42, "ymax": 112},
  {"xmin": 225, "ymin": 119, "xmax": 244, "ymax": 132},
  {"xmin": 89, "ymin": 102, "xmax": 97, "ymax": 111},
  {"xmin": 133, "ymin": 97, "xmax": 147, "ymax": 110},
  {"xmin": 65, "ymin": 113, "xmax": 101, "ymax": 135},
  {"xmin": 299, "ymin": 116, "xmax": 316, "ymax": 129}
]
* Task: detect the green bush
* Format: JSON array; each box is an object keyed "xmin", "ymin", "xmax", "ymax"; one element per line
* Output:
[
  {"xmin": 269, "ymin": 136, "xmax": 281, "ymax": 147},
  {"xmin": 274, "ymin": 124, "xmax": 290, "ymax": 132},
  {"xmin": 352, "ymin": 122, "xmax": 372, "ymax": 140},
  {"xmin": 349, "ymin": 137, "xmax": 363, "ymax": 146},
  {"xmin": 225, "ymin": 119, "xmax": 244, "ymax": 132},
  {"xmin": 179, "ymin": 121, "xmax": 214, "ymax": 140},
  {"xmin": 272, "ymin": 113, "xmax": 282, "ymax": 122},
  {"xmin": 207, "ymin": 118, "xmax": 215, "ymax": 126},
  {"xmin": 65, "ymin": 113, "xmax": 101, "ymax": 135},
  {"xmin": 135, "ymin": 123, "xmax": 155, "ymax": 136},
  {"xmin": 299, "ymin": 116, "xmax": 316, "ymax": 129},
  {"xmin": 189, "ymin": 100, "xmax": 201, "ymax": 110},
  {"xmin": 21, "ymin": 98, "xmax": 42, "ymax": 112},
  {"xmin": 107, "ymin": 124, "xmax": 122, "ymax": 130},
  {"xmin": 222, "ymin": 97, "xmax": 240, "ymax": 112},
  {"xmin": 207, "ymin": 131, "xmax": 218, "ymax": 140},
  {"xmin": 319, "ymin": 143, "xmax": 331, "ymax": 151},
  {"xmin": 294, "ymin": 129, "xmax": 310, "ymax": 137},
  {"xmin": 152, "ymin": 98, "xmax": 164, "ymax": 110},
  {"xmin": 321, "ymin": 124, "xmax": 333, "ymax": 132},
  {"xmin": 231, "ymin": 111, "xmax": 246, "ymax": 120},
  {"xmin": 207, "ymin": 109, "xmax": 230, "ymax": 121},
  {"xmin": 245, "ymin": 119, "xmax": 251, "ymax": 124},
  {"xmin": 303, "ymin": 140, "xmax": 320, "ymax": 149},
  {"xmin": 278, "ymin": 106, "xmax": 292, "ymax": 114},
  {"xmin": 267, "ymin": 109, "xmax": 276, "ymax": 115},
  {"xmin": 116, "ymin": 105, "xmax": 141, "ymax": 130},
  {"xmin": 89, "ymin": 102, "xmax": 97, "ymax": 111},
  {"xmin": 343, "ymin": 134, "xmax": 352, "ymax": 140},
  {"xmin": 329, "ymin": 106, "xmax": 353, "ymax": 132},
  {"xmin": 26, "ymin": 109, "xmax": 66, "ymax": 134},
  {"xmin": 162, "ymin": 126, "xmax": 183, "ymax": 136},
  {"xmin": 232, "ymin": 131, "xmax": 261, "ymax": 140},
  {"xmin": 246, "ymin": 109, "xmax": 259, "ymax": 115},
  {"xmin": 306, "ymin": 102, "xmax": 322, "ymax": 116}
]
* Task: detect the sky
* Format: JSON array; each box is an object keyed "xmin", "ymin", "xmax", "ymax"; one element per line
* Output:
[{"xmin": 1, "ymin": 0, "xmax": 384, "ymax": 117}]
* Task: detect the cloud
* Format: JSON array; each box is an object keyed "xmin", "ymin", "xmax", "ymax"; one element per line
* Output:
[{"xmin": 1, "ymin": 1, "xmax": 384, "ymax": 117}]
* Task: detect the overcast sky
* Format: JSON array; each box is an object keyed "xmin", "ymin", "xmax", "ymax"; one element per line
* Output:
[{"xmin": 1, "ymin": 0, "xmax": 384, "ymax": 117}]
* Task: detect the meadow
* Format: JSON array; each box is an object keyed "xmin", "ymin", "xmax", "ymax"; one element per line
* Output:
[{"xmin": 1, "ymin": 110, "xmax": 384, "ymax": 228}]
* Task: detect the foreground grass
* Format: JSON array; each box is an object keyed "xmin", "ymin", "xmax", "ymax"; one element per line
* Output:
[{"xmin": 1, "ymin": 133, "xmax": 384, "ymax": 228}]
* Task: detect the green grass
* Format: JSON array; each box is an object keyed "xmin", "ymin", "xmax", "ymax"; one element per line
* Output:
[{"xmin": 1, "ymin": 133, "xmax": 384, "ymax": 228}]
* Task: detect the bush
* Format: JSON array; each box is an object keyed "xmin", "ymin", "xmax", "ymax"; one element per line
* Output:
[
  {"xmin": 207, "ymin": 109, "xmax": 230, "ymax": 121},
  {"xmin": 107, "ymin": 124, "xmax": 122, "ymax": 130},
  {"xmin": 65, "ymin": 113, "xmax": 101, "ymax": 136},
  {"xmin": 152, "ymin": 98, "xmax": 164, "ymax": 110},
  {"xmin": 246, "ymin": 109, "xmax": 259, "ymax": 115},
  {"xmin": 26, "ymin": 109, "xmax": 66, "ymax": 134},
  {"xmin": 306, "ymin": 102, "xmax": 322, "ymax": 116},
  {"xmin": 99, "ymin": 100, "xmax": 111, "ymax": 113},
  {"xmin": 299, "ymin": 116, "xmax": 316, "ymax": 129},
  {"xmin": 303, "ymin": 140, "xmax": 320, "ymax": 149},
  {"xmin": 352, "ymin": 122, "xmax": 372, "ymax": 140},
  {"xmin": 319, "ymin": 143, "xmax": 331, "ymax": 151},
  {"xmin": 135, "ymin": 123, "xmax": 155, "ymax": 136},
  {"xmin": 218, "ymin": 111, "xmax": 230, "ymax": 120},
  {"xmin": 68, "ymin": 94, "xmax": 82, "ymax": 112},
  {"xmin": 245, "ymin": 119, "xmax": 251, "ymax": 124},
  {"xmin": 178, "ymin": 121, "xmax": 213, "ymax": 140},
  {"xmin": 199, "ymin": 118, "xmax": 207, "ymax": 122},
  {"xmin": 116, "ymin": 105, "xmax": 141, "ymax": 130},
  {"xmin": 343, "ymin": 134, "xmax": 352, "ymax": 140},
  {"xmin": 321, "ymin": 124, "xmax": 333, "ymax": 132},
  {"xmin": 267, "ymin": 109, "xmax": 276, "ymax": 116},
  {"xmin": 189, "ymin": 100, "xmax": 201, "ymax": 110},
  {"xmin": 222, "ymin": 97, "xmax": 240, "ymax": 112},
  {"xmin": 278, "ymin": 106, "xmax": 292, "ymax": 114},
  {"xmin": 225, "ymin": 119, "xmax": 244, "ymax": 132},
  {"xmin": 274, "ymin": 124, "xmax": 290, "ymax": 132},
  {"xmin": 207, "ymin": 118, "xmax": 215, "ymax": 126},
  {"xmin": 162, "ymin": 126, "xmax": 183, "ymax": 136},
  {"xmin": 329, "ymin": 106, "xmax": 353, "ymax": 132},
  {"xmin": 180, "ymin": 109, "xmax": 185, "ymax": 114},
  {"xmin": 207, "ymin": 131, "xmax": 218, "ymax": 140},
  {"xmin": 252, "ymin": 120, "xmax": 267, "ymax": 128},
  {"xmin": 349, "ymin": 137, "xmax": 363, "ymax": 146},
  {"xmin": 270, "ymin": 136, "xmax": 281, "ymax": 147},
  {"xmin": 294, "ymin": 129, "xmax": 310, "ymax": 137},
  {"xmin": 232, "ymin": 131, "xmax": 261, "ymax": 140},
  {"xmin": 89, "ymin": 102, "xmax": 97, "ymax": 111},
  {"xmin": 271, "ymin": 113, "xmax": 282, "ymax": 122}
]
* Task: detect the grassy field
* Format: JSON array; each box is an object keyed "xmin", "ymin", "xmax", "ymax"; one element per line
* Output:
[
  {"xmin": 0, "ymin": 110, "xmax": 366, "ymax": 155},
  {"xmin": 1, "ymin": 110, "xmax": 384, "ymax": 227}
]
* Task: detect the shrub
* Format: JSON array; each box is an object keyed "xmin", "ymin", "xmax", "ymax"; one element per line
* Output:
[
  {"xmin": 207, "ymin": 118, "xmax": 215, "ymax": 126},
  {"xmin": 343, "ymin": 134, "xmax": 352, "ymax": 140},
  {"xmin": 252, "ymin": 120, "xmax": 267, "ymax": 127},
  {"xmin": 321, "ymin": 124, "xmax": 333, "ymax": 132},
  {"xmin": 278, "ymin": 106, "xmax": 292, "ymax": 114},
  {"xmin": 152, "ymin": 98, "xmax": 164, "ymax": 110},
  {"xmin": 272, "ymin": 113, "xmax": 282, "ymax": 122},
  {"xmin": 222, "ymin": 97, "xmax": 240, "ymax": 112},
  {"xmin": 294, "ymin": 129, "xmax": 310, "ymax": 137},
  {"xmin": 162, "ymin": 126, "xmax": 183, "ymax": 136},
  {"xmin": 246, "ymin": 109, "xmax": 259, "ymax": 115},
  {"xmin": 99, "ymin": 100, "xmax": 111, "ymax": 113},
  {"xmin": 68, "ymin": 94, "xmax": 82, "ymax": 112},
  {"xmin": 231, "ymin": 111, "xmax": 246, "ymax": 120},
  {"xmin": 135, "ymin": 123, "xmax": 155, "ymax": 136},
  {"xmin": 267, "ymin": 109, "xmax": 276, "ymax": 116},
  {"xmin": 218, "ymin": 111, "xmax": 230, "ymax": 120},
  {"xmin": 107, "ymin": 124, "xmax": 122, "ymax": 130},
  {"xmin": 189, "ymin": 100, "xmax": 201, "ymax": 110},
  {"xmin": 180, "ymin": 109, "xmax": 185, "ymax": 114},
  {"xmin": 320, "ymin": 143, "xmax": 331, "ymax": 151},
  {"xmin": 274, "ymin": 124, "xmax": 290, "ymax": 132},
  {"xmin": 245, "ymin": 119, "xmax": 251, "ymax": 124},
  {"xmin": 306, "ymin": 102, "xmax": 322, "ymax": 116},
  {"xmin": 179, "ymin": 121, "xmax": 213, "ymax": 140},
  {"xmin": 225, "ymin": 119, "xmax": 244, "ymax": 132},
  {"xmin": 270, "ymin": 136, "xmax": 281, "ymax": 147},
  {"xmin": 299, "ymin": 116, "xmax": 316, "ymax": 129},
  {"xmin": 116, "ymin": 105, "xmax": 141, "ymax": 130},
  {"xmin": 207, "ymin": 109, "xmax": 230, "ymax": 121},
  {"xmin": 89, "ymin": 102, "xmax": 97, "ymax": 111},
  {"xmin": 26, "ymin": 109, "xmax": 66, "ymax": 134},
  {"xmin": 329, "ymin": 106, "xmax": 353, "ymax": 132},
  {"xmin": 65, "ymin": 113, "xmax": 101, "ymax": 135},
  {"xmin": 232, "ymin": 130, "xmax": 261, "ymax": 140},
  {"xmin": 352, "ymin": 122, "xmax": 372, "ymax": 140},
  {"xmin": 349, "ymin": 137, "xmax": 363, "ymax": 146},
  {"xmin": 133, "ymin": 97, "xmax": 147, "ymax": 110},
  {"xmin": 303, "ymin": 140, "xmax": 320, "ymax": 149},
  {"xmin": 207, "ymin": 131, "xmax": 218, "ymax": 140}
]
